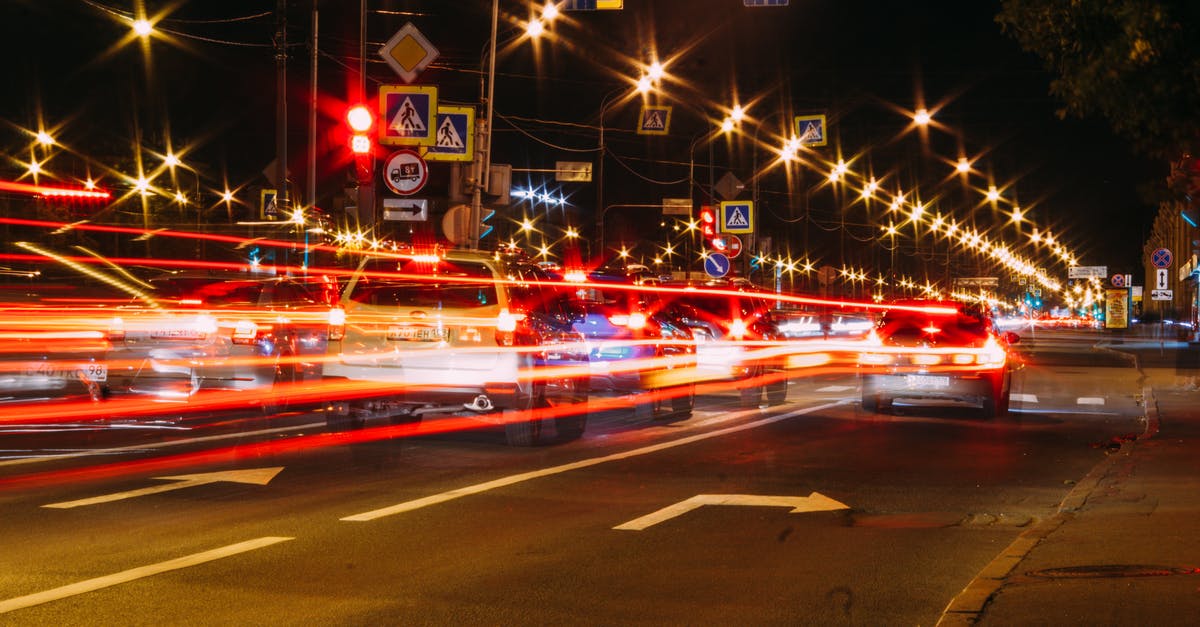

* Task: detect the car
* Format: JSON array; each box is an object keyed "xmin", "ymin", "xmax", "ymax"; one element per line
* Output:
[
  {"xmin": 659, "ymin": 280, "xmax": 790, "ymax": 408},
  {"xmin": 559, "ymin": 272, "xmax": 696, "ymax": 419},
  {"xmin": 322, "ymin": 248, "xmax": 589, "ymax": 446},
  {"xmin": 105, "ymin": 271, "xmax": 339, "ymax": 413},
  {"xmin": 858, "ymin": 299, "xmax": 1021, "ymax": 418}
]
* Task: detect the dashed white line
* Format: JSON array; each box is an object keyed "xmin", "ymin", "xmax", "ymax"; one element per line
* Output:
[
  {"xmin": 1010, "ymin": 393, "xmax": 1039, "ymax": 404},
  {"xmin": 0, "ymin": 536, "xmax": 293, "ymax": 614},
  {"xmin": 816, "ymin": 385, "xmax": 855, "ymax": 393},
  {"xmin": 1077, "ymin": 397, "xmax": 1106, "ymax": 405},
  {"xmin": 341, "ymin": 401, "xmax": 845, "ymax": 522}
]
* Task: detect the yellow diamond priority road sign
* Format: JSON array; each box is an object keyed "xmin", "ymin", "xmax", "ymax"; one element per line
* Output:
[{"xmin": 379, "ymin": 22, "xmax": 439, "ymax": 84}]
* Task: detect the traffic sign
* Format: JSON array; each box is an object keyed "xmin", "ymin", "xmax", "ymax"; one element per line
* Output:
[
  {"xmin": 379, "ymin": 85, "xmax": 437, "ymax": 146},
  {"xmin": 1152, "ymin": 247, "xmax": 1173, "ymax": 269},
  {"xmin": 1156, "ymin": 268, "xmax": 1169, "ymax": 290},
  {"xmin": 1111, "ymin": 274, "xmax": 1125, "ymax": 287},
  {"xmin": 378, "ymin": 22, "xmax": 439, "ymax": 83},
  {"xmin": 382, "ymin": 149, "xmax": 428, "ymax": 195},
  {"xmin": 423, "ymin": 106, "xmax": 474, "ymax": 162},
  {"xmin": 1151, "ymin": 289, "xmax": 1173, "ymax": 301},
  {"xmin": 725, "ymin": 234, "xmax": 743, "ymax": 258},
  {"xmin": 637, "ymin": 106, "xmax": 671, "ymax": 135},
  {"xmin": 719, "ymin": 201, "xmax": 753, "ymax": 234},
  {"xmin": 704, "ymin": 253, "xmax": 730, "ymax": 278},
  {"xmin": 1068, "ymin": 265, "xmax": 1107, "ymax": 279},
  {"xmin": 793, "ymin": 114, "xmax": 827, "ymax": 147}
]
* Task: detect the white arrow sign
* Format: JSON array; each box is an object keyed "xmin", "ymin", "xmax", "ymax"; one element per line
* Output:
[
  {"xmin": 614, "ymin": 492, "xmax": 849, "ymax": 531},
  {"xmin": 43, "ymin": 467, "xmax": 285, "ymax": 509}
]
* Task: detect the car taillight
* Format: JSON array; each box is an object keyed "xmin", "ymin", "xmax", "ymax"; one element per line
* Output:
[
  {"xmin": 496, "ymin": 308, "xmax": 526, "ymax": 346},
  {"xmin": 328, "ymin": 308, "xmax": 345, "ymax": 341},
  {"xmin": 728, "ymin": 318, "xmax": 748, "ymax": 339},
  {"xmin": 609, "ymin": 312, "xmax": 647, "ymax": 329},
  {"xmin": 106, "ymin": 317, "xmax": 126, "ymax": 342},
  {"xmin": 977, "ymin": 335, "xmax": 1007, "ymax": 367}
]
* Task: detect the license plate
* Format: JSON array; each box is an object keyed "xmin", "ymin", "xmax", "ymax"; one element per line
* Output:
[
  {"xmin": 905, "ymin": 374, "xmax": 949, "ymax": 390},
  {"xmin": 387, "ymin": 326, "xmax": 447, "ymax": 342},
  {"xmin": 150, "ymin": 329, "xmax": 206, "ymax": 340},
  {"xmin": 22, "ymin": 361, "xmax": 108, "ymax": 382}
]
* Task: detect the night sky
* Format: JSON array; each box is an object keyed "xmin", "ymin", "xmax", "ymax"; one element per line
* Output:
[{"xmin": 2, "ymin": 0, "xmax": 1163, "ymax": 277}]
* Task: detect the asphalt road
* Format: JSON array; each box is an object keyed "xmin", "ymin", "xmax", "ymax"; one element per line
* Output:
[{"xmin": 0, "ymin": 329, "xmax": 1151, "ymax": 624}]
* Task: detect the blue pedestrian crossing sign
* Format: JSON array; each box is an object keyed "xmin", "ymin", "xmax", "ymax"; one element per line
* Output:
[
  {"xmin": 424, "ymin": 106, "xmax": 474, "ymax": 162},
  {"xmin": 637, "ymin": 106, "xmax": 672, "ymax": 135},
  {"xmin": 379, "ymin": 85, "xmax": 437, "ymax": 146},
  {"xmin": 704, "ymin": 252, "xmax": 731, "ymax": 278},
  {"xmin": 793, "ymin": 114, "xmax": 827, "ymax": 147},
  {"xmin": 719, "ymin": 200, "xmax": 754, "ymax": 234}
]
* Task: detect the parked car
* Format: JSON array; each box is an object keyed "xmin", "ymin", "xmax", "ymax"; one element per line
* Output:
[
  {"xmin": 659, "ymin": 280, "xmax": 790, "ymax": 408},
  {"xmin": 559, "ymin": 272, "xmax": 696, "ymax": 419},
  {"xmin": 322, "ymin": 249, "xmax": 589, "ymax": 445},
  {"xmin": 858, "ymin": 299, "xmax": 1021, "ymax": 417},
  {"xmin": 105, "ymin": 271, "xmax": 339, "ymax": 413}
]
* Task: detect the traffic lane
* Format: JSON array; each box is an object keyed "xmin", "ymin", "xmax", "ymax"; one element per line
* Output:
[{"xmin": 0, "ymin": 395, "xmax": 1146, "ymax": 624}]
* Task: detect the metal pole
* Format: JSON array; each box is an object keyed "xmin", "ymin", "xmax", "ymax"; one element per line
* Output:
[
  {"xmin": 275, "ymin": 0, "xmax": 289, "ymax": 213},
  {"xmin": 307, "ymin": 7, "xmax": 318, "ymax": 211},
  {"xmin": 469, "ymin": 0, "xmax": 499, "ymax": 250}
]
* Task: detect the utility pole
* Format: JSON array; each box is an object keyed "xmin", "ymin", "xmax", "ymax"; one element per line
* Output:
[
  {"xmin": 274, "ymin": 0, "xmax": 289, "ymax": 215},
  {"xmin": 469, "ymin": 0, "xmax": 499, "ymax": 250}
]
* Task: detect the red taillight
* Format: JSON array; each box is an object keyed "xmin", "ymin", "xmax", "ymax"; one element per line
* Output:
[
  {"xmin": 609, "ymin": 312, "xmax": 647, "ymax": 330},
  {"xmin": 231, "ymin": 320, "xmax": 259, "ymax": 345},
  {"xmin": 728, "ymin": 318, "xmax": 748, "ymax": 339},
  {"xmin": 496, "ymin": 308, "xmax": 525, "ymax": 346},
  {"xmin": 328, "ymin": 308, "xmax": 345, "ymax": 341},
  {"xmin": 106, "ymin": 317, "xmax": 126, "ymax": 342}
]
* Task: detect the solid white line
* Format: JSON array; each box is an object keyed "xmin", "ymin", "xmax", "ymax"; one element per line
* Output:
[
  {"xmin": 0, "ymin": 536, "xmax": 293, "ymax": 614},
  {"xmin": 1077, "ymin": 397, "xmax": 1106, "ymax": 405},
  {"xmin": 341, "ymin": 401, "xmax": 845, "ymax": 522},
  {"xmin": 816, "ymin": 385, "xmax": 854, "ymax": 393},
  {"xmin": 0, "ymin": 421, "xmax": 326, "ymax": 468},
  {"xmin": 1010, "ymin": 393, "xmax": 1039, "ymax": 404}
]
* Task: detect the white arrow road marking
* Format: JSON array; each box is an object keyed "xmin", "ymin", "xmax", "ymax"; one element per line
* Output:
[
  {"xmin": 0, "ymin": 536, "xmax": 292, "ymax": 614},
  {"xmin": 43, "ymin": 467, "xmax": 285, "ymax": 509},
  {"xmin": 341, "ymin": 401, "xmax": 845, "ymax": 522},
  {"xmin": 613, "ymin": 493, "xmax": 850, "ymax": 531}
]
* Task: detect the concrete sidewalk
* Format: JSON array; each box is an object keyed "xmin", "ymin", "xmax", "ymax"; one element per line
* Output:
[{"xmin": 940, "ymin": 342, "xmax": 1200, "ymax": 625}]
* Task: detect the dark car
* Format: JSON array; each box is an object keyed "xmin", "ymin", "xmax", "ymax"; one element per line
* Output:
[
  {"xmin": 658, "ymin": 280, "xmax": 789, "ymax": 408},
  {"xmin": 560, "ymin": 273, "xmax": 696, "ymax": 419},
  {"xmin": 858, "ymin": 299, "xmax": 1021, "ymax": 417},
  {"xmin": 106, "ymin": 271, "xmax": 340, "ymax": 413}
]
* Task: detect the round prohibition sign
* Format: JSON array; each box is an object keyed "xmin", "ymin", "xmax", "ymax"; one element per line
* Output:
[
  {"xmin": 382, "ymin": 149, "xmax": 428, "ymax": 196},
  {"xmin": 1151, "ymin": 248, "xmax": 1173, "ymax": 269}
]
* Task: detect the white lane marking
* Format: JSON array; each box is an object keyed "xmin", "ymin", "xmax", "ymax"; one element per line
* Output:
[
  {"xmin": 0, "ymin": 536, "xmax": 293, "ymax": 614},
  {"xmin": 0, "ymin": 422, "xmax": 326, "ymax": 468},
  {"xmin": 816, "ymin": 385, "xmax": 855, "ymax": 393},
  {"xmin": 44, "ymin": 467, "xmax": 285, "ymax": 509},
  {"xmin": 1077, "ymin": 397, "xmax": 1106, "ymax": 405},
  {"xmin": 614, "ymin": 492, "xmax": 850, "ymax": 531},
  {"xmin": 1011, "ymin": 393, "xmax": 1039, "ymax": 404},
  {"xmin": 341, "ymin": 401, "xmax": 845, "ymax": 522}
]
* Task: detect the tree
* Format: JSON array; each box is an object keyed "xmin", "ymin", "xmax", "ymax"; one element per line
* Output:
[{"xmin": 997, "ymin": 0, "xmax": 1200, "ymax": 160}]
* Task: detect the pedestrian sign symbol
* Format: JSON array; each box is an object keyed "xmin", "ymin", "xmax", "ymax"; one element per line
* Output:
[
  {"xmin": 379, "ymin": 85, "xmax": 437, "ymax": 146},
  {"xmin": 424, "ymin": 106, "xmax": 475, "ymax": 162},
  {"xmin": 793, "ymin": 114, "xmax": 827, "ymax": 147},
  {"xmin": 637, "ymin": 106, "xmax": 672, "ymax": 135},
  {"xmin": 719, "ymin": 200, "xmax": 754, "ymax": 234}
]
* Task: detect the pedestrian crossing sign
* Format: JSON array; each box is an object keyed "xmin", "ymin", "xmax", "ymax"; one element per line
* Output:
[
  {"xmin": 793, "ymin": 114, "xmax": 827, "ymax": 147},
  {"xmin": 423, "ymin": 106, "xmax": 474, "ymax": 162},
  {"xmin": 637, "ymin": 105, "xmax": 672, "ymax": 135},
  {"xmin": 719, "ymin": 200, "xmax": 754, "ymax": 234},
  {"xmin": 379, "ymin": 85, "xmax": 437, "ymax": 146}
]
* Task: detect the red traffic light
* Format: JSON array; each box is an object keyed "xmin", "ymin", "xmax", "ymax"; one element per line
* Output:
[
  {"xmin": 698, "ymin": 206, "xmax": 716, "ymax": 238},
  {"xmin": 346, "ymin": 105, "xmax": 373, "ymax": 132}
]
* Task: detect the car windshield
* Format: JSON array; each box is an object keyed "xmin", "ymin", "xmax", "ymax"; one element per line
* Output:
[{"xmin": 345, "ymin": 259, "xmax": 498, "ymax": 308}]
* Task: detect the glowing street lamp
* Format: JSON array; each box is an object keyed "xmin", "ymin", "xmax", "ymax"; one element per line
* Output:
[{"xmin": 913, "ymin": 108, "xmax": 932, "ymax": 126}]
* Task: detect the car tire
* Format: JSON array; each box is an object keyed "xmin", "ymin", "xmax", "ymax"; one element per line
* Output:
[
  {"xmin": 740, "ymin": 383, "xmax": 764, "ymax": 408},
  {"xmin": 861, "ymin": 378, "xmax": 880, "ymax": 413},
  {"xmin": 325, "ymin": 402, "xmax": 363, "ymax": 431},
  {"xmin": 504, "ymin": 383, "xmax": 547, "ymax": 446},
  {"xmin": 765, "ymin": 375, "xmax": 788, "ymax": 405},
  {"xmin": 554, "ymin": 378, "xmax": 589, "ymax": 441},
  {"xmin": 260, "ymin": 350, "xmax": 296, "ymax": 416},
  {"xmin": 633, "ymin": 392, "xmax": 658, "ymax": 420},
  {"xmin": 667, "ymin": 383, "xmax": 695, "ymax": 419}
]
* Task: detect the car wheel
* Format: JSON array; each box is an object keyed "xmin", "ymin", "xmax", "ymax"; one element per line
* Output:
[
  {"xmin": 554, "ymin": 378, "xmax": 589, "ymax": 441},
  {"xmin": 504, "ymin": 383, "xmax": 547, "ymax": 446},
  {"xmin": 633, "ymin": 392, "xmax": 658, "ymax": 420},
  {"xmin": 325, "ymin": 402, "xmax": 363, "ymax": 431},
  {"xmin": 740, "ymin": 383, "xmax": 764, "ymax": 408},
  {"xmin": 765, "ymin": 375, "xmax": 788, "ymax": 405},
  {"xmin": 861, "ymin": 378, "xmax": 880, "ymax": 413},
  {"xmin": 666, "ymin": 383, "xmax": 695, "ymax": 419},
  {"xmin": 260, "ymin": 351, "xmax": 296, "ymax": 415}
]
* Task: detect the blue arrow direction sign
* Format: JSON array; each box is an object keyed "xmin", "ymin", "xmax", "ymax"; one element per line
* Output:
[
  {"xmin": 704, "ymin": 253, "xmax": 730, "ymax": 278},
  {"xmin": 424, "ymin": 106, "xmax": 474, "ymax": 162},
  {"xmin": 379, "ymin": 85, "xmax": 437, "ymax": 146}
]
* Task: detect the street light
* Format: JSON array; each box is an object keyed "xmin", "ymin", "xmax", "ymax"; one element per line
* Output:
[{"xmin": 595, "ymin": 77, "xmax": 658, "ymax": 262}]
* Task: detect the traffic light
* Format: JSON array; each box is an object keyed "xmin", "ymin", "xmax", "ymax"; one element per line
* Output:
[
  {"xmin": 698, "ymin": 206, "xmax": 716, "ymax": 240},
  {"xmin": 346, "ymin": 104, "xmax": 375, "ymax": 184}
]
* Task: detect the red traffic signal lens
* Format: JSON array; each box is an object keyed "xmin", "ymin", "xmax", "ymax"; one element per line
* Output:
[
  {"xmin": 347, "ymin": 105, "xmax": 373, "ymax": 133},
  {"xmin": 350, "ymin": 134, "xmax": 372, "ymax": 155}
]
